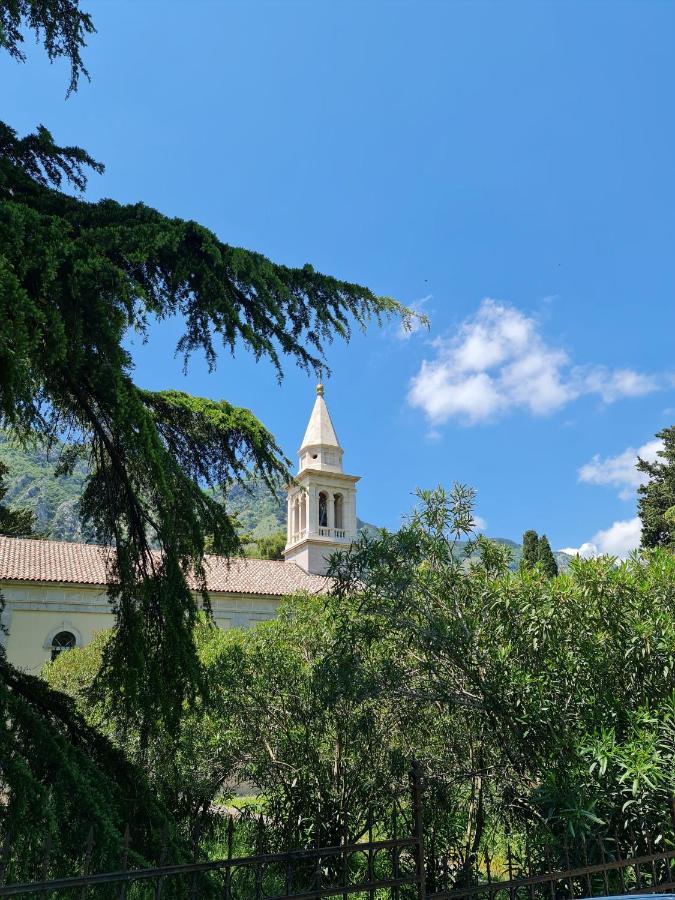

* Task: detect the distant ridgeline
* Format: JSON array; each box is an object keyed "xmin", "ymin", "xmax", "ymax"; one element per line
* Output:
[
  {"xmin": 0, "ymin": 433, "xmax": 380, "ymax": 544},
  {"xmin": 0, "ymin": 433, "xmax": 570, "ymax": 570}
]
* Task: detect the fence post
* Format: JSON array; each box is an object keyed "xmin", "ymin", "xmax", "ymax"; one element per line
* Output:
[{"xmin": 410, "ymin": 759, "xmax": 427, "ymax": 900}]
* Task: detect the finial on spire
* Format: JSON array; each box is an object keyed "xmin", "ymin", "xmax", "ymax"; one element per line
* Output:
[{"xmin": 316, "ymin": 383, "xmax": 324, "ymax": 397}]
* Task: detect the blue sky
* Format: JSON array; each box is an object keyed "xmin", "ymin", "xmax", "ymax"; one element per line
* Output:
[{"xmin": 3, "ymin": 0, "xmax": 674, "ymax": 553}]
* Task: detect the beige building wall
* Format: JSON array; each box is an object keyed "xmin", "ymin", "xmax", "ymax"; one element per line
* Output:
[{"xmin": 1, "ymin": 581, "xmax": 281, "ymax": 676}]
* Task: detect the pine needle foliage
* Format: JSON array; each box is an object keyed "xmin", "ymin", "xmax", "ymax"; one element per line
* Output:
[
  {"xmin": 537, "ymin": 534, "xmax": 559, "ymax": 578},
  {"xmin": 0, "ymin": 0, "xmax": 94, "ymax": 95},
  {"xmin": 1, "ymin": 449, "xmax": 184, "ymax": 882},
  {"xmin": 521, "ymin": 529, "xmax": 539, "ymax": 570},
  {"xmin": 0, "ymin": 660, "xmax": 184, "ymax": 884},
  {"xmin": 0, "ymin": 1, "xmax": 413, "ymax": 734},
  {"xmin": 638, "ymin": 425, "xmax": 675, "ymax": 549}
]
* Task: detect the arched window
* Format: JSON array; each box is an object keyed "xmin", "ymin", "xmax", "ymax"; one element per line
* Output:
[
  {"xmin": 333, "ymin": 493, "xmax": 343, "ymax": 529},
  {"xmin": 318, "ymin": 491, "xmax": 328, "ymax": 528},
  {"xmin": 51, "ymin": 630, "xmax": 76, "ymax": 661}
]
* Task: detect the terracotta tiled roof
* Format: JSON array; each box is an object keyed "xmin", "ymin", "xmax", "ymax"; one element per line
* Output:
[{"xmin": 0, "ymin": 536, "xmax": 328, "ymax": 597}]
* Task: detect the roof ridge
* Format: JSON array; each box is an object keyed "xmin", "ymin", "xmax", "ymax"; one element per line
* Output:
[
  {"xmin": 0, "ymin": 534, "xmax": 328, "ymax": 595},
  {"xmin": 0, "ymin": 534, "xmax": 110, "ymax": 550}
]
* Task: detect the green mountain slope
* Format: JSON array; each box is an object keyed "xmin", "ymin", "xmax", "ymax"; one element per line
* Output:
[
  {"xmin": 0, "ymin": 434, "xmax": 92, "ymax": 540},
  {"xmin": 0, "ymin": 435, "xmax": 571, "ymax": 569}
]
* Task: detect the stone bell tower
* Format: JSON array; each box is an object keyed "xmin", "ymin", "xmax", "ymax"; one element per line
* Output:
[{"xmin": 284, "ymin": 385, "xmax": 360, "ymax": 575}]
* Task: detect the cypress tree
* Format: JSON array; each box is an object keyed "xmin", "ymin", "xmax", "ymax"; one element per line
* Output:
[
  {"xmin": 637, "ymin": 426, "xmax": 675, "ymax": 548},
  {"xmin": 521, "ymin": 529, "xmax": 539, "ymax": 570},
  {"xmin": 538, "ymin": 534, "xmax": 559, "ymax": 578}
]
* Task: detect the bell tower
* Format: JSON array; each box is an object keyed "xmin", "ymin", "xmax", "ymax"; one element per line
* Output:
[{"xmin": 284, "ymin": 385, "xmax": 360, "ymax": 575}]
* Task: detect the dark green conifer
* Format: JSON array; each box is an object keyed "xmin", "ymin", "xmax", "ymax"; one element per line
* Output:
[
  {"xmin": 537, "ymin": 534, "xmax": 559, "ymax": 578},
  {"xmin": 521, "ymin": 529, "xmax": 539, "ymax": 570},
  {"xmin": 0, "ymin": 1, "xmax": 416, "ymax": 874},
  {"xmin": 637, "ymin": 426, "xmax": 675, "ymax": 549}
]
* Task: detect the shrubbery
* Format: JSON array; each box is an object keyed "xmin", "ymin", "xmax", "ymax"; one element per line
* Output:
[{"xmin": 47, "ymin": 487, "xmax": 675, "ymax": 866}]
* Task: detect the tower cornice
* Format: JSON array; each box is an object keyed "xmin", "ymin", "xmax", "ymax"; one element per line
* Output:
[{"xmin": 284, "ymin": 384, "xmax": 360, "ymax": 575}]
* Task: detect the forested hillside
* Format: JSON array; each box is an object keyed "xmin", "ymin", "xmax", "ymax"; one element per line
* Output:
[{"xmin": 0, "ymin": 433, "xmax": 569, "ymax": 567}]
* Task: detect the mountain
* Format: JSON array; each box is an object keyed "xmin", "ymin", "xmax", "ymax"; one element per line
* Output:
[
  {"xmin": 0, "ymin": 434, "xmax": 92, "ymax": 540},
  {"xmin": 0, "ymin": 434, "xmax": 571, "ymax": 569}
]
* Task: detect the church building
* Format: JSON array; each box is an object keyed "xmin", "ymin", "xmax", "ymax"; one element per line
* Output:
[{"xmin": 0, "ymin": 386, "xmax": 359, "ymax": 674}]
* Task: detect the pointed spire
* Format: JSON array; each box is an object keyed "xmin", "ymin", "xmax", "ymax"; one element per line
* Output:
[{"xmin": 300, "ymin": 384, "xmax": 341, "ymax": 452}]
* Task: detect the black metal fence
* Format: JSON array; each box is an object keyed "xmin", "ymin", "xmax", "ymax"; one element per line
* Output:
[
  {"xmin": 4, "ymin": 765, "xmax": 675, "ymax": 899},
  {"xmin": 429, "ymin": 841, "xmax": 675, "ymax": 900},
  {"xmin": 0, "ymin": 767, "xmax": 426, "ymax": 899}
]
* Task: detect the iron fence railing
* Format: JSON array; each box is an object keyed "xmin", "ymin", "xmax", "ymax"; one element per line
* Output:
[
  {"xmin": 0, "ymin": 838, "xmax": 421, "ymax": 898},
  {"xmin": 429, "ymin": 843, "xmax": 675, "ymax": 900},
  {"xmin": 0, "ymin": 765, "xmax": 425, "ymax": 899},
  {"xmin": 4, "ymin": 763, "xmax": 675, "ymax": 900}
]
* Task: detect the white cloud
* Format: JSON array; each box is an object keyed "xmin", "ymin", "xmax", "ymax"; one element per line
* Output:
[
  {"xmin": 560, "ymin": 516, "xmax": 642, "ymax": 560},
  {"xmin": 408, "ymin": 299, "xmax": 662, "ymax": 426},
  {"xmin": 578, "ymin": 439, "xmax": 663, "ymax": 499},
  {"xmin": 473, "ymin": 514, "xmax": 487, "ymax": 532},
  {"xmin": 582, "ymin": 368, "xmax": 658, "ymax": 403}
]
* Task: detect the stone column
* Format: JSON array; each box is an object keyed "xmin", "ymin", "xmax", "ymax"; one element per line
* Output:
[
  {"xmin": 327, "ymin": 488, "xmax": 335, "ymax": 531},
  {"xmin": 307, "ymin": 485, "xmax": 316, "ymax": 536}
]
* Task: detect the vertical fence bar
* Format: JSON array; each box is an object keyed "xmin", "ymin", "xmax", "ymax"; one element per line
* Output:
[
  {"xmin": 614, "ymin": 830, "xmax": 626, "ymax": 895},
  {"xmin": 392, "ymin": 806, "xmax": 400, "ymax": 900},
  {"xmin": 563, "ymin": 837, "xmax": 574, "ymax": 899},
  {"xmin": 222, "ymin": 816, "xmax": 233, "ymax": 900},
  {"xmin": 427, "ymin": 827, "xmax": 435, "ymax": 895},
  {"xmin": 342, "ymin": 812, "xmax": 349, "ymax": 900},
  {"xmin": 314, "ymin": 810, "xmax": 322, "ymax": 895},
  {"xmin": 40, "ymin": 833, "xmax": 51, "ymax": 900},
  {"xmin": 543, "ymin": 846, "xmax": 554, "ymax": 900},
  {"xmin": 0, "ymin": 829, "xmax": 10, "ymax": 887},
  {"xmin": 525, "ymin": 838, "xmax": 534, "ymax": 900},
  {"xmin": 154, "ymin": 826, "xmax": 168, "ymax": 900},
  {"xmin": 506, "ymin": 841, "xmax": 514, "ymax": 900},
  {"xmin": 189, "ymin": 842, "xmax": 199, "ymax": 900},
  {"xmin": 410, "ymin": 760, "xmax": 426, "ymax": 900},
  {"xmin": 582, "ymin": 837, "xmax": 592, "ymax": 899},
  {"xmin": 117, "ymin": 824, "xmax": 130, "ymax": 900},
  {"xmin": 598, "ymin": 835, "xmax": 610, "ymax": 897},
  {"xmin": 629, "ymin": 827, "xmax": 642, "ymax": 890},
  {"xmin": 254, "ymin": 814, "xmax": 264, "ymax": 900},
  {"xmin": 367, "ymin": 810, "xmax": 375, "ymax": 900},
  {"xmin": 79, "ymin": 827, "xmax": 94, "ymax": 900},
  {"xmin": 647, "ymin": 831, "xmax": 658, "ymax": 888},
  {"xmin": 288, "ymin": 835, "xmax": 295, "ymax": 900}
]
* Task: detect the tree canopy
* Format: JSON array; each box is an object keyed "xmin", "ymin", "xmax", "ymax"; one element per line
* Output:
[
  {"xmin": 0, "ymin": 0, "xmax": 415, "ymax": 877},
  {"xmin": 330, "ymin": 489, "xmax": 675, "ymax": 853},
  {"xmin": 537, "ymin": 534, "xmax": 559, "ymax": 577},
  {"xmin": 638, "ymin": 425, "xmax": 675, "ymax": 549},
  {"xmin": 0, "ymin": 0, "xmax": 413, "ymax": 730},
  {"xmin": 521, "ymin": 529, "xmax": 539, "ymax": 570},
  {"xmin": 47, "ymin": 487, "xmax": 675, "ymax": 873},
  {"xmin": 0, "ymin": 0, "xmax": 94, "ymax": 95}
]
